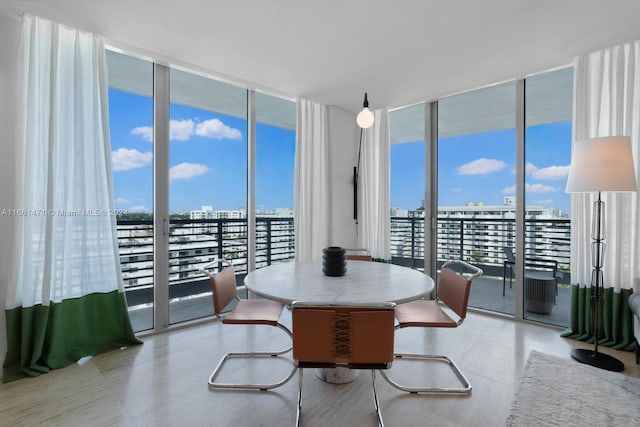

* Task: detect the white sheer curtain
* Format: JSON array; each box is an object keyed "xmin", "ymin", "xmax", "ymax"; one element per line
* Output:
[
  {"xmin": 357, "ymin": 109, "xmax": 390, "ymax": 260},
  {"xmin": 4, "ymin": 15, "xmax": 138, "ymax": 382},
  {"xmin": 9, "ymin": 15, "xmax": 124, "ymax": 308},
  {"xmin": 572, "ymin": 40, "xmax": 640, "ymax": 292},
  {"xmin": 294, "ymin": 98, "xmax": 330, "ymax": 261}
]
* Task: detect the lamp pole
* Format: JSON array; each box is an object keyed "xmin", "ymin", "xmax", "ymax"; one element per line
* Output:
[
  {"xmin": 570, "ymin": 191, "xmax": 624, "ymax": 372},
  {"xmin": 565, "ymin": 136, "xmax": 636, "ymax": 372}
]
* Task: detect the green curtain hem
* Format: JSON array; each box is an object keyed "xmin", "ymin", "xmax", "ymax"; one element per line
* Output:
[
  {"xmin": 3, "ymin": 290, "xmax": 141, "ymax": 383},
  {"xmin": 560, "ymin": 285, "xmax": 636, "ymax": 353}
]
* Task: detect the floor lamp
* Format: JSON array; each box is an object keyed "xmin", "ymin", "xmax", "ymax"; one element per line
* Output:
[{"xmin": 565, "ymin": 136, "xmax": 637, "ymax": 372}]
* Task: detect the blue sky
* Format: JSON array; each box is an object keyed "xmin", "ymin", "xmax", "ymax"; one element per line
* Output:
[
  {"xmin": 391, "ymin": 121, "xmax": 572, "ymax": 214},
  {"xmin": 109, "ymin": 88, "xmax": 295, "ymax": 213},
  {"xmin": 110, "ymin": 88, "xmax": 571, "ymax": 215}
]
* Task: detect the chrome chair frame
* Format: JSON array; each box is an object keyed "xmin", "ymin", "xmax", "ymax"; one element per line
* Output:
[
  {"xmin": 380, "ymin": 260, "xmax": 482, "ymax": 395},
  {"xmin": 201, "ymin": 258, "xmax": 296, "ymax": 391},
  {"xmin": 292, "ymin": 301, "xmax": 396, "ymax": 427}
]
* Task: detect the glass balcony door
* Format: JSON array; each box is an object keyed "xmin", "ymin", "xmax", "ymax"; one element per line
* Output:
[
  {"xmin": 437, "ymin": 82, "xmax": 517, "ymax": 316},
  {"xmin": 523, "ymin": 68, "xmax": 573, "ymax": 327},
  {"xmin": 107, "ymin": 51, "xmax": 155, "ymax": 332},
  {"xmin": 255, "ymin": 92, "xmax": 296, "ymax": 268},
  {"xmin": 168, "ymin": 68, "xmax": 248, "ymax": 325},
  {"xmin": 389, "ymin": 103, "xmax": 426, "ymax": 269}
]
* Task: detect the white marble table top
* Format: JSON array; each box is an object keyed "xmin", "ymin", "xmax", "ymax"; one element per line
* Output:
[{"xmin": 244, "ymin": 260, "xmax": 434, "ymax": 304}]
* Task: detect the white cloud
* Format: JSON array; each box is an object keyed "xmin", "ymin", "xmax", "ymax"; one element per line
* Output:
[
  {"xmin": 195, "ymin": 118, "xmax": 242, "ymax": 140},
  {"xmin": 112, "ymin": 148, "xmax": 153, "ymax": 171},
  {"xmin": 170, "ymin": 119, "xmax": 195, "ymax": 141},
  {"xmin": 170, "ymin": 162, "xmax": 209, "ymax": 180},
  {"xmin": 526, "ymin": 183, "xmax": 557, "ymax": 192},
  {"xmin": 526, "ymin": 162, "xmax": 570, "ymax": 180},
  {"xmin": 131, "ymin": 126, "xmax": 153, "ymax": 142},
  {"xmin": 502, "ymin": 183, "xmax": 557, "ymax": 194},
  {"xmin": 532, "ymin": 165, "xmax": 570, "ymax": 180},
  {"xmin": 116, "ymin": 197, "xmax": 131, "ymax": 204},
  {"xmin": 130, "ymin": 118, "xmax": 242, "ymax": 142},
  {"xmin": 457, "ymin": 158, "xmax": 506, "ymax": 175},
  {"xmin": 525, "ymin": 162, "xmax": 538, "ymax": 175},
  {"xmin": 451, "ymin": 187, "xmax": 463, "ymax": 192},
  {"xmin": 128, "ymin": 205, "xmax": 148, "ymax": 213}
]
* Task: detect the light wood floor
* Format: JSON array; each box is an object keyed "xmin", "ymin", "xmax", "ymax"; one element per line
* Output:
[{"xmin": 1, "ymin": 310, "xmax": 639, "ymax": 427}]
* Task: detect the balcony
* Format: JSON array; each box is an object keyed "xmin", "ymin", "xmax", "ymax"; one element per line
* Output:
[
  {"xmin": 392, "ymin": 215, "xmax": 571, "ymax": 326},
  {"xmin": 118, "ymin": 215, "xmax": 570, "ymax": 332},
  {"xmin": 118, "ymin": 217, "xmax": 295, "ymax": 330}
]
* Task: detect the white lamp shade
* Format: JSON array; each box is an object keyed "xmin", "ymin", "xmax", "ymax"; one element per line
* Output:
[
  {"xmin": 565, "ymin": 136, "xmax": 637, "ymax": 193},
  {"xmin": 356, "ymin": 108, "xmax": 374, "ymax": 128}
]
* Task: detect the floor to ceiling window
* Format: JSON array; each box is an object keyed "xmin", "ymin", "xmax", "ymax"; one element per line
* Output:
[
  {"xmin": 107, "ymin": 50, "xmax": 296, "ymax": 332},
  {"xmin": 168, "ymin": 67, "xmax": 248, "ymax": 325},
  {"xmin": 431, "ymin": 68, "xmax": 573, "ymax": 326},
  {"xmin": 523, "ymin": 68, "xmax": 573, "ymax": 326},
  {"xmin": 106, "ymin": 50, "xmax": 155, "ymax": 332},
  {"xmin": 255, "ymin": 92, "xmax": 296, "ymax": 268},
  {"xmin": 389, "ymin": 103, "xmax": 426, "ymax": 269},
  {"xmin": 437, "ymin": 82, "xmax": 517, "ymax": 316}
]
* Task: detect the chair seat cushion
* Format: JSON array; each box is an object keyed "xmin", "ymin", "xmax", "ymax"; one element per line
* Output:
[
  {"xmin": 223, "ymin": 299, "xmax": 285, "ymax": 325},
  {"xmin": 395, "ymin": 300, "xmax": 457, "ymax": 328}
]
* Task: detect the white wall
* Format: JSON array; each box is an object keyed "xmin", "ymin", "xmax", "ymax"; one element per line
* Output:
[
  {"xmin": 327, "ymin": 106, "xmax": 358, "ymax": 248},
  {"xmin": 0, "ymin": 13, "xmax": 21, "ymax": 379}
]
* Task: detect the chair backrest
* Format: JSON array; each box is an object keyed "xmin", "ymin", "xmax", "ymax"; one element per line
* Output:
[
  {"xmin": 209, "ymin": 265, "xmax": 238, "ymax": 315},
  {"xmin": 503, "ymin": 247, "xmax": 515, "ymax": 263},
  {"xmin": 438, "ymin": 267, "xmax": 473, "ymax": 320},
  {"xmin": 502, "ymin": 247, "xmax": 557, "ymax": 275},
  {"xmin": 345, "ymin": 248, "xmax": 372, "ymax": 261},
  {"xmin": 292, "ymin": 302, "xmax": 395, "ymax": 368}
]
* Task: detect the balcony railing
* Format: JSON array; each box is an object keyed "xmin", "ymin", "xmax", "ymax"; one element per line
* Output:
[
  {"xmin": 117, "ymin": 215, "xmax": 570, "ymax": 308},
  {"xmin": 391, "ymin": 216, "xmax": 570, "ymax": 280},
  {"xmin": 117, "ymin": 217, "xmax": 295, "ymax": 305}
]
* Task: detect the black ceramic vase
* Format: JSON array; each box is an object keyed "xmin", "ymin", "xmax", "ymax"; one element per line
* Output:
[{"xmin": 322, "ymin": 246, "xmax": 346, "ymax": 276}]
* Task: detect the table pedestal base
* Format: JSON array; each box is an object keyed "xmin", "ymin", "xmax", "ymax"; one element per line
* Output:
[{"xmin": 315, "ymin": 367, "xmax": 358, "ymax": 384}]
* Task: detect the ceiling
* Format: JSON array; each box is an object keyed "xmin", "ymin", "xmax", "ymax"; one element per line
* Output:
[{"xmin": 2, "ymin": 0, "xmax": 640, "ymax": 113}]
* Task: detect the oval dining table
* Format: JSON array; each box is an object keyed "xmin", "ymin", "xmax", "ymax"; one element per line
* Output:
[
  {"xmin": 244, "ymin": 259, "xmax": 434, "ymax": 304},
  {"xmin": 243, "ymin": 259, "xmax": 435, "ymax": 383}
]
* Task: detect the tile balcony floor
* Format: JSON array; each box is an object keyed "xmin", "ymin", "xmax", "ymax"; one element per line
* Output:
[{"xmin": 469, "ymin": 276, "xmax": 571, "ymax": 327}]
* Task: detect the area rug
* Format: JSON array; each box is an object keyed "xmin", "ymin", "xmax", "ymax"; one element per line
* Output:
[{"xmin": 506, "ymin": 351, "xmax": 640, "ymax": 426}]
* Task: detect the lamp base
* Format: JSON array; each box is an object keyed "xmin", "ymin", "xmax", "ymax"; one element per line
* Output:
[{"xmin": 571, "ymin": 348, "xmax": 624, "ymax": 372}]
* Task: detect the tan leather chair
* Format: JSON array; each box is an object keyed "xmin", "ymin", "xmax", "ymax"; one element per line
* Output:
[
  {"xmin": 202, "ymin": 259, "xmax": 296, "ymax": 390},
  {"xmin": 292, "ymin": 302, "xmax": 396, "ymax": 427},
  {"xmin": 380, "ymin": 260, "xmax": 482, "ymax": 394},
  {"xmin": 345, "ymin": 248, "xmax": 372, "ymax": 261}
]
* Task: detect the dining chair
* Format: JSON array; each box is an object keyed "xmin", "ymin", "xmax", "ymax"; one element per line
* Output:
[
  {"xmin": 201, "ymin": 259, "xmax": 296, "ymax": 390},
  {"xmin": 345, "ymin": 248, "xmax": 372, "ymax": 261},
  {"xmin": 380, "ymin": 260, "xmax": 482, "ymax": 394},
  {"xmin": 292, "ymin": 301, "xmax": 396, "ymax": 427}
]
